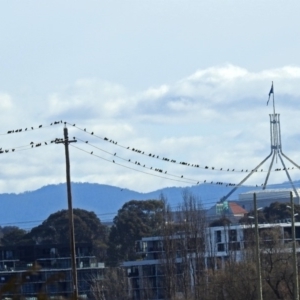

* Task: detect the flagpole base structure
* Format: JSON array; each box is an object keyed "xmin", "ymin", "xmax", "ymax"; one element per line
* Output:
[{"xmin": 221, "ymin": 111, "xmax": 300, "ymax": 203}]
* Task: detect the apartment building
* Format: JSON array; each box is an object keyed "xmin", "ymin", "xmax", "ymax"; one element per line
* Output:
[
  {"xmin": 0, "ymin": 243, "xmax": 104, "ymax": 299},
  {"xmin": 122, "ymin": 222, "xmax": 300, "ymax": 300}
]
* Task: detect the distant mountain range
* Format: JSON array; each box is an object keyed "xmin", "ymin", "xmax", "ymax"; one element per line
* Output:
[{"xmin": 0, "ymin": 181, "xmax": 298, "ymax": 228}]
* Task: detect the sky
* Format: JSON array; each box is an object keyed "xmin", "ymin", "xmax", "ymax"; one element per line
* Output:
[{"xmin": 1, "ymin": 0, "xmax": 300, "ymax": 195}]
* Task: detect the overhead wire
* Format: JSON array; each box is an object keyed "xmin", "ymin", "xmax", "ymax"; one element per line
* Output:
[
  {"xmin": 66, "ymin": 122, "xmax": 300, "ymax": 174},
  {"xmin": 0, "ymin": 121, "xmax": 63, "ymax": 136},
  {"xmin": 72, "ymin": 138, "xmax": 296, "ymax": 189}
]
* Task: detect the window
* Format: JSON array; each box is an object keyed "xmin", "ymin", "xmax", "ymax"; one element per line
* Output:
[
  {"xmin": 217, "ymin": 243, "xmax": 225, "ymax": 252},
  {"xmin": 216, "ymin": 231, "xmax": 222, "ymax": 243},
  {"xmin": 229, "ymin": 230, "xmax": 237, "ymax": 242}
]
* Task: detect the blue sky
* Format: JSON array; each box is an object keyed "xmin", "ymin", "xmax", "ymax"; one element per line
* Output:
[{"xmin": 1, "ymin": 0, "xmax": 300, "ymax": 194}]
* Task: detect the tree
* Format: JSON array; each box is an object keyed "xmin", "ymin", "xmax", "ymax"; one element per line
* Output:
[
  {"xmin": 0, "ymin": 226, "xmax": 27, "ymax": 246},
  {"xmin": 27, "ymin": 209, "xmax": 108, "ymax": 260},
  {"xmin": 90, "ymin": 267, "xmax": 131, "ymax": 300},
  {"xmin": 164, "ymin": 191, "xmax": 208, "ymax": 300},
  {"xmin": 240, "ymin": 201, "xmax": 300, "ymax": 224},
  {"xmin": 107, "ymin": 199, "xmax": 164, "ymax": 265}
]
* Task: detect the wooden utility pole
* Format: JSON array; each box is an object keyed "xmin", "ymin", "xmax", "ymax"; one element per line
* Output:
[
  {"xmin": 254, "ymin": 193, "xmax": 263, "ymax": 300},
  {"xmin": 56, "ymin": 126, "xmax": 78, "ymax": 299},
  {"xmin": 290, "ymin": 191, "xmax": 299, "ymax": 300}
]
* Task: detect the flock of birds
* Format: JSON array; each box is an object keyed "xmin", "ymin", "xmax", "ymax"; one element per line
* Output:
[{"xmin": 1, "ymin": 121, "xmax": 298, "ymax": 189}]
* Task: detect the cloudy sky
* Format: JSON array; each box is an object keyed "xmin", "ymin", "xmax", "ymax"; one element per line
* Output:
[{"xmin": 1, "ymin": 0, "xmax": 300, "ymax": 195}]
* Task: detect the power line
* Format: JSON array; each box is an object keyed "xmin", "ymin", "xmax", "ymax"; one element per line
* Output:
[
  {"xmin": 71, "ymin": 141, "xmax": 298, "ymax": 189},
  {"xmin": 67, "ymin": 122, "xmax": 299, "ymax": 174}
]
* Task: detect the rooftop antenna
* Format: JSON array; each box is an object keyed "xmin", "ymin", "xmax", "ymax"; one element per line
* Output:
[{"xmin": 221, "ymin": 82, "xmax": 300, "ymax": 203}]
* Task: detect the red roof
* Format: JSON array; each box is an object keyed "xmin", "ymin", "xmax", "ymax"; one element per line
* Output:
[{"xmin": 229, "ymin": 202, "xmax": 248, "ymax": 215}]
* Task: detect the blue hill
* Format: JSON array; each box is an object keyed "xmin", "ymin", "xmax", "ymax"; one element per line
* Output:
[{"xmin": 0, "ymin": 181, "xmax": 297, "ymax": 228}]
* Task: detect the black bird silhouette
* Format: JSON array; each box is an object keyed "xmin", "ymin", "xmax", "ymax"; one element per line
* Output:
[
  {"xmin": 39, "ymin": 125, "xmax": 42, "ymax": 128},
  {"xmin": 73, "ymin": 124, "xmax": 75, "ymax": 126},
  {"xmin": 45, "ymin": 142, "xmax": 47, "ymax": 145},
  {"xmin": 84, "ymin": 128, "xmax": 86, "ymax": 131},
  {"xmin": 86, "ymin": 141, "xmax": 88, "ymax": 143},
  {"xmin": 113, "ymin": 160, "xmax": 115, "ymax": 163},
  {"xmin": 31, "ymin": 127, "xmax": 34, "ymax": 130},
  {"xmin": 91, "ymin": 151, "xmax": 93, "ymax": 154},
  {"xmin": 91, "ymin": 132, "xmax": 94, "ymax": 135},
  {"xmin": 25, "ymin": 128, "xmax": 27, "ymax": 131},
  {"xmin": 114, "ymin": 153, "xmax": 116, "ymax": 156},
  {"xmin": 12, "ymin": 149, "xmax": 15, "ymax": 152},
  {"xmin": 204, "ymin": 180, "xmax": 206, "ymax": 183},
  {"xmin": 181, "ymin": 175, "xmax": 183, "ymax": 178}
]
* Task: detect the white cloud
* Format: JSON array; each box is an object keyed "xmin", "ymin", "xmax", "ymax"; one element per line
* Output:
[{"xmin": 1, "ymin": 64, "xmax": 300, "ymax": 195}]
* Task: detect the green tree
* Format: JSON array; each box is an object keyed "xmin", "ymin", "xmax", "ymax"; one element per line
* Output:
[
  {"xmin": 27, "ymin": 209, "xmax": 108, "ymax": 260},
  {"xmin": 0, "ymin": 226, "xmax": 27, "ymax": 246},
  {"xmin": 240, "ymin": 201, "xmax": 300, "ymax": 224},
  {"xmin": 107, "ymin": 199, "xmax": 164, "ymax": 266}
]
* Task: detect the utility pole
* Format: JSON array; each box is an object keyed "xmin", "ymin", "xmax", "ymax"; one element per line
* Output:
[
  {"xmin": 290, "ymin": 191, "xmax": 299, "ymax": 300},
  {"xmin": 254, "ymin": 193, "xmax": 263, "ymax": 300},
  {"xmin": 56, "ymin": 126, "xmax": 78, "ymax": 299}
]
